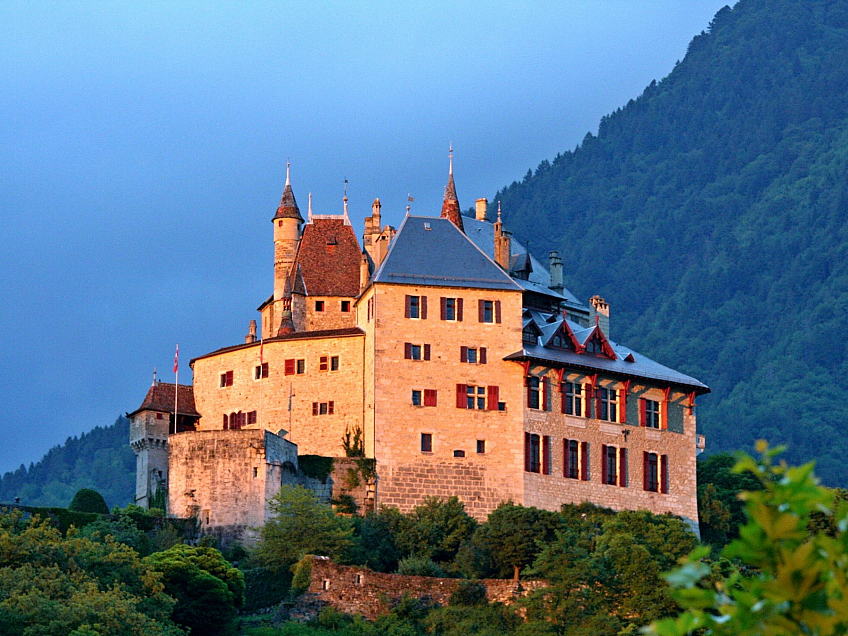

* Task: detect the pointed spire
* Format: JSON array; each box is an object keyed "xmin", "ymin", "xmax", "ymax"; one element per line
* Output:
[
  {"xmin": 343, "ymin": 179, "xmax": 350, "ymax": 225},
  {"xmin": 308, "ymin": 192, "xmax": 313, "ymax": 223},
  {"xmin": 497, "ymin": 201, "xmax": 502, "ymax": 223},
  {"xmin": 152, "ymin": 367, "xmax": 157, "ymax": 386},
  {"xmin": 276, "ymin": 275, "xmax": 296, "ymax": 337},
  {"xmin": 440, "ymin": 144, "xmax": 464, "ymax": 233},
  {"xmin": 274, "ymin": 161, "xmax": 304, "ymax": 222}
]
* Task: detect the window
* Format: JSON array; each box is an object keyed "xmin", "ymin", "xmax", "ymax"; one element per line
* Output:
[
  {"xmin": 315, "ymin": 300, "xmax": 325, "ymax": 312},
  {"xmin": 254, "ymin": 363, "xmax": 269, "ymax": 380},
  {"xmin": 561, "ymin": 381, "xmax": 582, "ymax": 416},
  {"xmin": 219, "ymin": 371, "xmax": 233, "ymax": 388},
  {"xmin": 585, "ymin": 339, "xmax": 603, "ymax": 354},
  {"xmin": 311, "ymin": 401, "xmax": 335, "ymax": 416},
  {"xmin": 456, "ymin": 384, "xmax": 500, "ymax": 410},
  {"xmin": 253, "ymin": 467, "xmax": 258, "ymax": 478},
  {"xmin": 404, "ymin": 343, "xmax": 431, "ymax": 361},
  {"xmin": 405, "ymin": 294, "xmax": 427, "ymax": 319},
  {"xmin": 412, "ymin": 390, "xmax": 422, "ymax": 406},
  {"xmin": 602, "ymin": 444, "xmax": 626, "ymax": 486},
  {"xmin": 248, "ymin": 411, "xmax": 257, "ymax": 425},
  {"xmin": 482, "ymin": 300, "xmax": 493, "ymax": 323},
  {"xmin": 527, "ymin": 377, "xmax": 540, "ymax": 409},
  {"xmin": 296, "ymin": 359, "xmax": 306, "ymax": 374},
  {"xmin": 453, "ymin": 450, "xmax": 465, "ymax": 458},
  {"xmin": 322, "ymin": 580, "xmax": 330, "ymax": 591},
  {"xmin": 421, "ymin": 433, "xmax": 432, "ymax": 453},
  {"xmin": 525, "ymin": 433, "xmax": 541, "ymax": 473},
  {"xmin": 477, "ymin": 440, "xmax": 486, "ymax": 454},
  {"xmin": 563, "ymin": 438, "xmax": 589, "ymax": 481},
  {"xmin": 440, "ymin": 297, "xmax": 463, "ymax": 321},
  {"xmin": 355, "ymin": 574, "xmax": 362, "ymax": 585},
  {"xmin": 639, "ymin": 399, "xmax": 661, "ymax": 428},
  {"xmin": 643, "ymin": 452, "xmax": 668, "ymax": 493},
  {"xmin": 330, "ymin": 355, "xmax": 339, "ymax": 371},
  {"xmin": 523, "ymin": 324, "xmax": 540, "ymax": 344},
  {"xmin": 319, "ymin": 356, "xmax": 329, "ymax": 371},
  {"xmin": 412, "ymin": 388, "xmax": 437, "ymax": 407},
  {"xmin": 341, "ymin": 300, "xmax": 351, "ymax": 312},
  {"xmin": 596, "ymin": 387, "xmax": 618, "ymax": 422},
  {"xmin": 423, "ymin": 389, "xmax": 437, "ymax": 407},
  {"xmin": 460, "ymin": 346, "xmax": 487, "ymax": 364}
]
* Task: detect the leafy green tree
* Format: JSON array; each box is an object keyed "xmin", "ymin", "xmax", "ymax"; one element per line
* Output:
[
  {"xmin": 69, "ymin": 488, "xmax": 110, "ymax": 514},
  {"xmin": 145, "ymin": 544, "xmax": 244, "ymax": 636},
  {"xmin": 256, "ymin": 485, "xmax": 354, "ymax": 570},
  {"xmin": 391, "ymin": 496, "xmax": 477, "ymax": 565},
  {"xmin": 646, "ymin": 442, "xmax": 848, "ymax": 636},
  {"xmin": 697, "ymin": 452, "xmax": 762, "ymax": 548},
  {"xmin": 483, "ymin": 502, "xmax": 561, "ymax": 580},
  {"xmin": 349, "ymin": 510, "xmax": 404, "ymax": 572}
]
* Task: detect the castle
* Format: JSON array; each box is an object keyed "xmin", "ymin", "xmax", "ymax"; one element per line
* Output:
[{"xmin": 129, "ymin": 154, "xmax": 709, "ymax": 540}]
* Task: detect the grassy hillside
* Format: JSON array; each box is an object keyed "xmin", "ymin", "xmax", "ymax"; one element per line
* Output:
[
  {"xmin": 495, "ymin": 0, "xmax": 848, "ymax": 484},
  {"xmin": 0, "ymin": 416, "xmax": 135, "ymax": 508}
]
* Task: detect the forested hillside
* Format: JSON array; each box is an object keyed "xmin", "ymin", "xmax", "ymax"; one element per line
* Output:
[
  {"xmin": 0, "ymin": 416, "xmax": 134, "ymax": 508},
  {"xmin": 494, "ymin": 0, "xmax": 848, "ymax": 484}
]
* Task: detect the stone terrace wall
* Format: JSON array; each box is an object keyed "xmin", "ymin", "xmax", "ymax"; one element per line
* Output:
[{"xmin": 289, "ymin": 556, "xmax": 547, "ymax": 621}]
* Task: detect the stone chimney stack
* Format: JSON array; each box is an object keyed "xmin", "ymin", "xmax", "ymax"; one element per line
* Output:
[
  {"xmin": 245, "ymin": 319, "xmax": 257, "ymax": 343},
  {"xmin": 589, "ymin": 295, "xmax": 610, "ymax": 337},
  {"xmin": 475, "ymin": 198, "xmax": 488, "ymax": 221},
  {"xmin": 549, "ymin": 251, "xmax": 563, "ymax": 294},
  {"xmin": 360, "ymin": 251, "xmax": 370, "ymax": 294},
  {"xmin": 493, "ymin": 202, "xmax": 512, "ymax": 270}
]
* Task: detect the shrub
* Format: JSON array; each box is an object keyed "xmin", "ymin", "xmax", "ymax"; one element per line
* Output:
[
  {"xmin": 396, "ymin": 556, "xmax": 447, "ymax": 578},
  {"xmin": 448, "ymin": 580, "xmax": 488, "ymax": 607},
  {"xmin": 290, "ymin": 556, "xmax": 313, "ymax": 597},
  {"xmin": 68, "ymin": 488, "xmax": 109, "ymax": 514}
]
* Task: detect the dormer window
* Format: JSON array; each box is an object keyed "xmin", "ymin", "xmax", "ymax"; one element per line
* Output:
[
  {"xmin": 523, "ymin": 324, "xmax": 541, "ymax": 345},
  {"xmin": 585, "ymin": 339, "xmax": 603, "ymax": 354}
]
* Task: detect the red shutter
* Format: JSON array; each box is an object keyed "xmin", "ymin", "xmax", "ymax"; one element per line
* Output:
[
  {"xmin": 543, "ymin": 436, "xmax": 551, "ymax": 475},
  {"xmin": 404, "ymin": 343, "xmax": 412, "ymax": 359},
  {"xmin": 460, "ymin": 346, "xmax": 468, "ymax": 362},
  {"xmin": 285, "ymin": 359, "xmax": 295, "ymax": 375},
  {"xmin": 643, "ymin": 452, "xmax": 650, "ymax": 491},
  {"xmin": 661, "ymin": 397, "xmax": 669, "ymax": 430},
  {"xmin": 524, "ymin": 432, "xmax": 531, "ymax": 472},
  {"xmin": 619, "ymin": 388, "xmax": 627, "ymax": 423},
  {"xmin": 421, "ymin": 296, "xmax": 428, "ymax": 319},
  {"xmin": 619, "ymin": 448, "xmax": 627, "ymax": 487},
  {"xmin": 542, "ymin": 377, "xmax": 549, "ymax": 411},
  {"xmin": 487, "ymin": 385, "xmax": 499, "ymax": 410},
  {"xmin": 661, "ymin": 454, "xmax": 669, "ymax": 493},
  {"xmin": 405, "ymin": 295, "xmax": 411, "ymax": 318},
  {"xmin": 478, "ymin": 299, "xmax": 485, "ymax": 322},
  {"xmin": 222, "ymin": 414, "xmax": 228, "ymax": 429},
  {"xmin": 312, "ymin": 402, "xmax": 319, "ymax": 416},
  {"xmin": 585, "ymin": 384, "xmax": 593, "ymax": 418},
  {"xmin": 226, "ymin": 371, "xmax": 233, "ymax": 386},
  {"xmin": 456, "ymin": 384, "xmax": 467, "ymax": 409},
  {"xmin": 440, "ymin": 297, "xmax": 447, "ymax": 320},
  {"xmin": 424, "ymin": 344, "xmax": 431, "ymax": 360},
  {"xmin": 480, "ymin": 347, "xmax": 487, "ymax": 364},
  {"xmin": 495, "ymin": 300, "xmax": 502, "ymax": 323},
  {"xmin": 602, "ymin": 445, "xmax": 608, "ymax": 484},
  {"xmin": 424, "ymin": 389, "xmax": 437, "ymax": 407},
  {"xmin": 457, "ymin": 298, "xmax": 463, "ymax": 322},
  {"xmin": 329, "ymin": 401, "xmax": 335, "ymax": 415},
  {"xmin": 639, "ymin": 398, "xmax": 647, "ymax": 427},
  {"xmin": 581, "ymin": 442, "xmax": 589, "ymax": 481},
  {"xmin": 563, "ymin": 439, "xmax": 568, "ymax": 477}
]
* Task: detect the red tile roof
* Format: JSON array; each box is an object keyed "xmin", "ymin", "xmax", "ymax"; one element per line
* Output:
[
  {"xmin": 293, "ymin": 219, "xmax": 362, "ymax": 297},
  {"xmin": 128, "ymin": 382, "xmax": 199, "ymax": 418}
]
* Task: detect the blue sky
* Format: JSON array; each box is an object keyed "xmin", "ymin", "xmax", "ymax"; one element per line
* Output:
[{"xmin": 0, "ymin": 1, "xmax": 728, "ymax": 475}]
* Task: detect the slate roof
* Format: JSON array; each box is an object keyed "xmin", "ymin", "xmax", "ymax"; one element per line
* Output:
[
  {"xmin": 508, "ymin": 315, "xmax": 709, "ymax": 392},
  {"xmin": 371, "ymin": 216, "xmax": 522, "ymax": 291},
  {"xmin": 462, "ymin": 217, "xmax": 585, "ymax": 308},
  {"xmin": 128, "ymin": 382, "xmax": 199, "ymax": 418},
  {"xmin": 292, "ymin": 219, "xmax": 361, "ymax": 297},
  {"xmin": 273, "ymin": 183, "xmax": 304, "ymax": 222}
]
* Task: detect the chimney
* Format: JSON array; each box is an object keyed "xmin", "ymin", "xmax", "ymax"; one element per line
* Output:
[
  {"xmin": 245, "ymin": 319, "xmax": 257, "ymax": 344},
  {"xmin": 475, "ymin": 198, "xmax": 488, "ymax": 221},
  {"xmin": 493, "ymin": 201, "xmax": 511, "ymax": 270},
  {"xmin": 360, "ymin": 251, "xmax": 370, "ymax": 294},
  {"xmin": 549, "ymin": 251, "xmax": 563, "ymax": 294},
  {"xmin": 588, "ymin": 295, "xmax": 610, "ymax": 337}
]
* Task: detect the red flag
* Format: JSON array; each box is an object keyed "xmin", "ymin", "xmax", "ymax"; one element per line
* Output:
[{"xmin": 174, "ymin": 344, "xmax": 179, "ymax": 374}]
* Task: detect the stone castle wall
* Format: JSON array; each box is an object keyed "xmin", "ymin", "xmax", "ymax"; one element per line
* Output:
[
  {"xmin": 369, "ymin": 283, "xmax": 527, "ymax": 520},
  {"xmin": 191, "ymin": 332, "xmax": 366, "ymax": 458},
  {"xmin": 287, "ymin": 557, "xmax": 547, "ymax": 621}
]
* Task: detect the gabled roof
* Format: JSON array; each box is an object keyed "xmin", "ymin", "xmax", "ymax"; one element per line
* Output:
[
  {"xmin": 371, "ymin": 216, "xmax": 522, "ymax": 291},
  {"xmin": 292, "ymin": 219, "xmax": 361, "ymax": 297},
  {"xmin": 128, "ymin": 382, "xmax": 199, "ymax": 418},
  {"xmin": 506, "ymin": 315, "xmax": 709, "ymax": 392}
]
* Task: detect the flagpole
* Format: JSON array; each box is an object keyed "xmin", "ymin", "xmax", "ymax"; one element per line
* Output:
[{"xmin": 173, "ymin": 344, "xmax": 179, "ymax": 435}]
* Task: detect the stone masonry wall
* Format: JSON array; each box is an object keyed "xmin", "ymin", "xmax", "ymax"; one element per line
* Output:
[
  {"xmin": 289, "ymin": 557, "xmax": 547, "ymax": 621},
  {"xmin": 370, "ymin": 283, "xmax": 527, "ymax": 520},
  {"xmin": 522, "ymin": 366, "xmax": 700, "ymax": 527},
  {"xmin": 191, "ymin": 332, "xmax": 365, "ymax": 458}
]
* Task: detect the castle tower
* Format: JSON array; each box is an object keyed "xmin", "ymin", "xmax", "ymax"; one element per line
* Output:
[
  {"xmin": 441, "ymin": 145, "xmax": 464, "ymax": 233},
  {"xmin": 273, "ymin": 163, "xmax": 304, "ymax": 301}
]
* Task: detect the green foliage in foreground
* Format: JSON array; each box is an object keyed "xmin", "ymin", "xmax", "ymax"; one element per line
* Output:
[
  {"xmin": 0, "ymin": 509, "xmax": 183, "ymax": 636},
  {"xmin": 648, "ymin": 442, "xmax": 848, "ymax": 636},
  {"xmin": 69, "ymin": 487, "xmax": 110, "ymax": 514}
]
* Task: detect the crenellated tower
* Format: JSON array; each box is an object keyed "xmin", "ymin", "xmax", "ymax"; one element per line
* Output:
[{"xmin": 273, "ymin": 162, "xmax": 304, "ymax": 301}]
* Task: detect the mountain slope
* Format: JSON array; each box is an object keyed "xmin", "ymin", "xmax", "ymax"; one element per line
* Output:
[
  {"xmin": 0, "ymin": 417, "xmax": 135, "ymax": 508},
  {"xmin": 495, "ymin": 0, "xmax": 848, "ymax": 484}
]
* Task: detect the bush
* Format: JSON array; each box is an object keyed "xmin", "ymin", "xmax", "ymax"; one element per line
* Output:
[
  {"xmin": 396, "ymin": 556, "xmax": 447, "ymax": 578},
  {"xmin": 242, "ymin": 566, "xmax": 292, "ymax": 612},
  {"xmin": 448, "ymin": 580, "xmax": 488, "ymax": 607},
  {"xmin": 290, "ymin": 556, "xmax": 313, "ymax": 597},
  {"xmin": 68, "ymin": 488, "xmax": 110, "ymax": 514}
]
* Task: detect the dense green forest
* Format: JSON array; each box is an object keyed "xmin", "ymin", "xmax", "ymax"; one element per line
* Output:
[
  {"xmin": 0, "ymin": 417, "xmax": 134, "ymax": 508},
  {"xmin": 491, "ymin": 0, "xmax": 848, "ymax": 485}
]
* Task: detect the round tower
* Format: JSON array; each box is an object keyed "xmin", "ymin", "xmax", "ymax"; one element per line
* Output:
[{"xmin": 273, "ymin": 163, "xmax": 304, "ymax": 301}]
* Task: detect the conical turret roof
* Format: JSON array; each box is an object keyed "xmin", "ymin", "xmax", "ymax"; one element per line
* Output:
[
  {"xmin": 273, "ymin": 164, "xmax": 304, "ymax": 222},
  {"xmin": 440, "ymin": 148, "xmax": 464, "ymax": 233}
]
